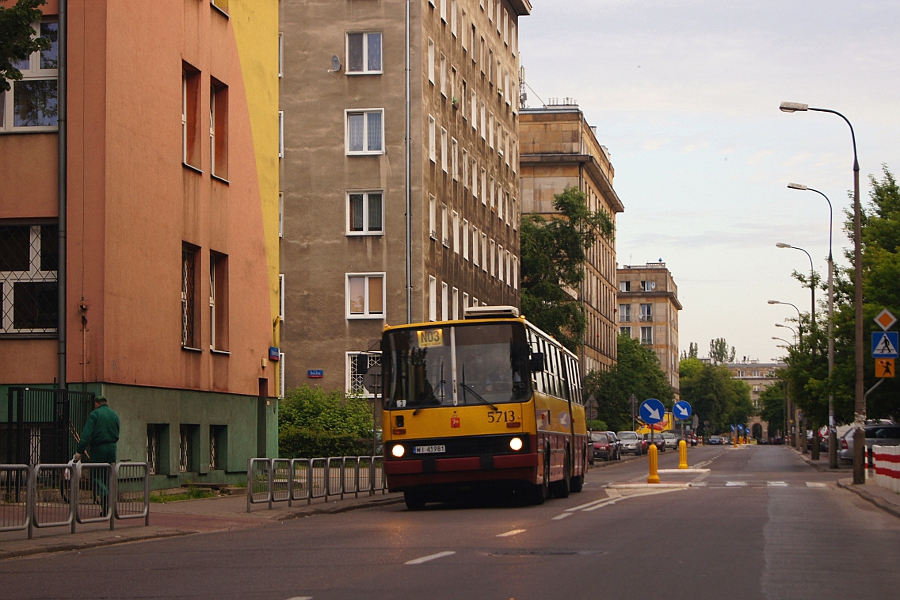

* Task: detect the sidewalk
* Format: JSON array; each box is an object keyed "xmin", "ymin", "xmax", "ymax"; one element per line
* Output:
[{"xmin": 0, "ymin": 490, "xmax": 403, "ymax": 561}]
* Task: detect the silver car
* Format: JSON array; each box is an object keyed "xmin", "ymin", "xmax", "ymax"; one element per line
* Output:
[
  {"xmin": 616, "ymin": 431, "xmax": 645, "ymax": 455},
  {"xmin": 660, "ymin": 431, "xmax": 679, "ymax": 451},
  {"xmin": 838, "ymin": 424, "xmax": 900, "ymax": 461}
]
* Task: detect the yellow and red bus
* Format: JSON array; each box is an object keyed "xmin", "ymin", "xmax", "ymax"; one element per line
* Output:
[{"xmin": 380, "ymin": 306, "xmax": 589, "ymax": 509}]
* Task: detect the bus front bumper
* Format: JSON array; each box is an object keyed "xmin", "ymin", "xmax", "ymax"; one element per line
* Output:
[{"xmin": 384, "ymin": 452, "xmax": 539, "ymax": 490}]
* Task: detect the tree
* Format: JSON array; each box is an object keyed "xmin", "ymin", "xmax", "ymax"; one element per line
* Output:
[
  {"xmin": 0, "ymin": 0, "xmax": 50, "ymax": 93},
  {"xmin": 758, "ymin": 381, "xmax": 786, "ymax": 436},
  {"xmin": 520, "ymin": 186, "xmax": 614, "ymax": 352},
  {"xmin": 709, "ymin": 338, "xmax": 735, "ymax": 364},
  {"xmin": 681, "ymin": 342, "xmax": 698, "ymax": 360},
  {"xmin": 584, "ymin": 334, "xmax": 674, "ymax": 432},
  {"xmin": 679, "ymin": 358, "xmax": 753, "ymax": 435}
]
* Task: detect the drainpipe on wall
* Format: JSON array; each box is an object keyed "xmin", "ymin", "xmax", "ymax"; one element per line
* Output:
[
  {"xmin": 57, "ymin": 0, "xmax": 68, "ymax": 390},
  {"xmin": 405, "ymin": 0, "xmax": 412, "ymax": 324}
]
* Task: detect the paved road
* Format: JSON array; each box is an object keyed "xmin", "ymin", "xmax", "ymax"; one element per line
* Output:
[{"xmin": 3, "ymin": 446, "xmax": 899, "ymax": 599}]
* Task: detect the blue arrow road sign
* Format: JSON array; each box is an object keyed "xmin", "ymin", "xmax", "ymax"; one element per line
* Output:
[
  {"xmin": 731, "ymin": 424, "xmax": 736, "ymax": 432},
  {"xmin": 872, "ymin": 331, "xmax": 899, "ymax": 358},
  {"xmin": 673, "ymin": 400, "xmax": 692, "ymax": 420},
  {"xmin": 639, "ymin": 398, "xmax": 666, "ymax": 425},
  {"xmin": 738, "ymin": 424, "xmax": 744, "ymax": 432}
]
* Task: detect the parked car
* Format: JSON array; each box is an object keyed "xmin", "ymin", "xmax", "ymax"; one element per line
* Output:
[
  {"xmin": 660, "ymin": 432, "xmax": 679, "ymax": 451},
  {"xmin": 838, "ymin": 423, "xmax": 900, "ymax": 462},
  {"xmin": 590, "ymin": 431, "xmax": 621, "ymax": 461},
  {"xmin": 707, "ymin": 436, "xmax": 724, "ymax": 445},
  {"xmin": 616, "ymin": 431, "xmax": 646, "ymax": 455},
  {"xmin": 644, "ymin": 433, "xmax": 666, "ymax": 452}
]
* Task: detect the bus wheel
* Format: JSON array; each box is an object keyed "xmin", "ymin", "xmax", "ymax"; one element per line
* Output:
[
  {"xmin": 404, "ymin": 490, "xmax": 426, "ymax": 511},
  {"xmin": 571, "ymin": 451, "xmax": 585, "ymax": 493},
  {"xmin": 550, "ymin": 452, "xmax": 571, "ymax": 498}
]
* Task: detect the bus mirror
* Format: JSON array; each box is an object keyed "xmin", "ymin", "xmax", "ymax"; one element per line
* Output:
[{"xmin": 529, "ymin": 353, "xmax": 545, "ymax": 372}]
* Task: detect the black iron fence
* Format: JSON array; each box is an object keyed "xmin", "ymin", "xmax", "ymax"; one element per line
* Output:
[{"xmin": 3, "ymin": 388, "xmax": 95, "ymax": 466}]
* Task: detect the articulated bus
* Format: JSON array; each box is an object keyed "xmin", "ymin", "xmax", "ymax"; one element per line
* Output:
[{"xmin": 380, "ymin": 306, "xmax": 589, "ymax": 509}]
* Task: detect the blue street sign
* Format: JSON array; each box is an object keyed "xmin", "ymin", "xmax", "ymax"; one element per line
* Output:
[
  {"xmin": 731, "ymin": 424, "xmax": 736, "ymax": 432},
  {"xmin": 738, "ymin": 424, "xmax": 744, "ymax": 432},
  {"xmin": 673, "ymin": 400, "xmax": 693, "ymax": 420},
  {"xmin": 639, "ymin": 398, "xmax": 666, "ymax": 425},
  {"xmin": 872, "ymin": 331, "xmax": 899, "ymax": 358}
]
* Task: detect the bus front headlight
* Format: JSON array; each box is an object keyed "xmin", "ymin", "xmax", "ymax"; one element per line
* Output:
[
  {"xmin": 391, "ymin": 444, "xmax": 405, "ymax": 458},
  {"xmin": 509, "ymin": 437, "xmax": 523, "ymax": 452}
]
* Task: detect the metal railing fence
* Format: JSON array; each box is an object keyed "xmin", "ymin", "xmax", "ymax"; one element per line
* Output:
[
  {"xmin": 247, "ymin": 455, "xmax": 386, "ymax": 512},
  {"xmin": 0, "ymin": 462, "xmax": 150, "ymax": 539}
]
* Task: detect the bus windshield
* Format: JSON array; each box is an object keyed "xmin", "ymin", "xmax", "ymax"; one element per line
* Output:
[{"xmin": 383, "ymin": 322, "xmax": 532, "ymax": 410}]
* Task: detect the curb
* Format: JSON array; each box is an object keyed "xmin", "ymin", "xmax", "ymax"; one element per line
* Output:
[{"xmin": 836, "ymin": 479, "xmax": 900, "ymax": 520}]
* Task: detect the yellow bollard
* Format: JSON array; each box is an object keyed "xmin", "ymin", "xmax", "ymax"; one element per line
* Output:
[
  {"xmin": 733, "ymin": 435, "xmax": 737, "ymax": 448},
  {"xmin": 647, "ymin": 444, "xmax": 660, "ymax": 483},
  {"xmin": 678, "ymin": 440, "xmax": 689, "ymax": 469}
]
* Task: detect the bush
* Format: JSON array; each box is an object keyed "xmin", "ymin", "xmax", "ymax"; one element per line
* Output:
[
  {"xmin": 279, "ymin": 426, "xmax": 373, "ymax": 458},
  {"xmin": 587, "ymin": 419, "xmax": 608, "ymax": 431}
]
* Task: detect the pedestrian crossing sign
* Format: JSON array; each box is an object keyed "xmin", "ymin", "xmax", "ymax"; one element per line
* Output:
[
  {"xmin": 872, "ymin": 331, "xmax": 899, "ymax": 358},
  {"xmin": 876, "ymin": 359, "xmax": 895, "ymax": 378}
]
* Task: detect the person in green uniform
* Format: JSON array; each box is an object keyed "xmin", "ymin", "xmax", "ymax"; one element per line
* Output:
[{"xmin": 73, "ymin": 395, "xmax": 120, "ymax": 515}]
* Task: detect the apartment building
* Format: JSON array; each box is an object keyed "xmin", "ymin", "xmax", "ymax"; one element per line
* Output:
[
  {"xmin": 519, "ymin": 102, "xmax": 624, "ymax": 375},
  {"xmin": 726, "ymin": 360, "xmax": 784, "ymax": 413},
  {"xmin": 0, "ymin": 1, "xmax": 281, "ymax": 485},
  {"xmin": 280, "ymin": 0, "xmax": 529, "ymax": 394},
  {"xmin": 617, "ymin": 262, "xmax": 682, "ymax": 397}
]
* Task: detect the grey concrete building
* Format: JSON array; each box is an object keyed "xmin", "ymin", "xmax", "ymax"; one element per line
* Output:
[
  {"xmin": 280, "ymin": 0, "xmax": 530, "ymax": 395},
  {"xmin": 617, "ymin": 262, "xmax": 682, "ymax": 397},
  {"xmin": 519, "ymin": 102, "xmax": 624, "ymax": 376}
]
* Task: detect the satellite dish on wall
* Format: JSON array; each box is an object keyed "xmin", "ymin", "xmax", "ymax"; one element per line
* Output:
[{"xmin": 329, "ymin": 55, "xmax": 342, "ymax": 73}]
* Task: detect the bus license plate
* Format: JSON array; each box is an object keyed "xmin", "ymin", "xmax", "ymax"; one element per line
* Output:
[{"xmin": 414, "ymin": 445, "xmax": 446, "ymax": 454}]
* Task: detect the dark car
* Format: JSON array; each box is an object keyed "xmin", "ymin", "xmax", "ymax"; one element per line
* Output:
[
  {"xmin": 590, "ymin": 431, "xmax": 620, "ymax": 462},
  {"xmin": 644, "ymin": 433, "xmax": 665, "ymax": 452}
]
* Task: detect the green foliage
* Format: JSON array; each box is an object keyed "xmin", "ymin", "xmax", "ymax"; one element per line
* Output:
[
  {"xmin": 679, "ymin": 359, "xmax": 753, "ymax": 434},
  {"xmin": 279, "ymin": 426, "xmax": 372, "ymax": 459},
  {"xmin": 785, "ymin": 165, "xmax": 900, "ymax": 425},
  {"xmin": 708, "ymin": 338, "xmax": 736, "ymax": 364},
  {"xmin": 520, "ymin": 186, "xmax": 615, "ymax": 352},
  {"xmin": 681, "ymin": 342, "xmax": 699, "ymax": 360},
  {"xmin": 584, "ymin": 334, "xmax": 674, "ymax": 432},
  {"xmin": 278, "ymin": 385, "xmax": 375, "ymax": 458},
  {"xmin": 758, "ymin": 381, "xmax": 786, "ymax": 434},
  {"xmin": 586, "ymin": 419, "xmax": 608, "ymax": 432},
  {"xmin": 0, "ymin": 0, "xmax": 50, "ymax": 92}
]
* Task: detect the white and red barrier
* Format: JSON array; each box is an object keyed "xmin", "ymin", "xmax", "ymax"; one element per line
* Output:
[{"xmin": 872, "ymin": 445, "xmax": 900, "ymax": 494}]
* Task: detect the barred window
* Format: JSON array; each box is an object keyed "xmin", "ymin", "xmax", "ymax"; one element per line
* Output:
[
  {"xmin": 182, "ymin": 245, "xmax": 198, "ymax": 348},
  {"xmin": 0, "ymin": 224, "xmax": 58, "ymax": 334},
  {"xmin": 347, "ymin": 351, "xmax": 382, "ymax": 397}
]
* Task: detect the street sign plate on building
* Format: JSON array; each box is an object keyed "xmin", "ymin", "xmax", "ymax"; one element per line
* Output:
[{"xmin": 872, "ymin": 331, "xmax": 899, "ymax": 358}]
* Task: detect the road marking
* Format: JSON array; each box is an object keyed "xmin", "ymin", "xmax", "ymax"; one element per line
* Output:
[
  {"xmin": 725, "ymin": 481, "xmax": 747, "ymax": 487},
  {"xmin": 806, "ymin": 482, "xmax": 827, "ymax": 488},
  {"xmin": 552, "ymin": 513, "xmax": 572, "ymax": 521},
  {"xmin": 405, "ymin": 551, "xmax": 456, "ymax": 565},
  {"xmin": 768, "ymin": 481, "xmax": 788, "ymax": 487},
  {"xmin": 496, "ymin": 529, "xmax": 526, "ymax": 537},
  {"xmin": 285, "ymin": 597, "xmax": 313, "ymax": 600}
]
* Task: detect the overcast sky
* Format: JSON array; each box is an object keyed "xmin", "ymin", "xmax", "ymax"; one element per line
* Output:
[{"xmin": 518, "ymin": 0, "xmax": 900, "ymax": 363}]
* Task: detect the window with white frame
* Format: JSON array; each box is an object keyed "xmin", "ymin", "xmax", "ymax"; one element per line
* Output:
[
  {"xmin": 472, "ymin": 226, "xmax": 479, "ymax": 266},
  {"xmin": 506, "ymin": 251, "xmax": 511, "ymax": 287},
  {"xmin": 209, "ymin": 251, "xmax": 228, "ymax": 351},
  {"xmin": 481, "ymin": 233, "xmax": 487, "ymax": 271},
  {"xmin": 0, "ymin": 224, "xmax": 58, "ymax": 334},
  {"xmin": 440, "ymin": 0, "xmax": 447, "ymax": 21},
  {"xmin": 429, "ymin": 195, "xmax": 437, "ymax": 239},
  {"xmin": 498, "ymin": 245, "xmax": 504, "ymax": 282},
  {"xmin": 346, "ymin": 109, "xmax": 383, "ymax": 154},
  {"xmin": 278, "ymin": 33, "xmax": 283, "ymax": 78},
  {"xmin": 346, "ymin": 273, "xmax": 385, "ymax": 318},
  {"xmin": 347, "ymin": 32, "xmax": 382, "ymax": 74},
  {"xmin": 441, "ymin": 282, "xmax": 449, "ymax": 320},
  {"xmin": 471, "ymin": 90, "xmax": 477, "ymax": 130},
  {"xmin": 278, "ymin": 192, "xmax": 284, "ymax": 238},
  {"xmin": 440, "ymin": 53, "xmax": 447, "ymax": 96},
  {"xmin": 512, "ymin": 256, "xmax": 518, "ymax": 289},
  {"xmin": 428, "ymin": 38, "xmax": 435, "ymax": 83},
  {"xmin": 441, "ymin": 127, "xmax": 448, "ymax": 172},
  {"xmin": 452, "ymin": 138, "xmax": 459, "ymax": 180},
  {"xmin": 182, "ymin": 244, "xmax": 199, "ymax": 348},
  {"xmin": 472, "ymin": 159, "xmax": 478, "ymax": 198},
  {"xmin": 490, "ymin": 239, "xmax": 496, "ymax": 277},
  {"xmin": 452, "ymin": 287, "xmax": 459, "ymax": 320},
  {"xmin": 452, "ymin": 211, "xmax": 460, "ymax": 253},
  {"xmin": 619, "ymin": 303, "xmax": 631, "ymax": 322},
  {"xmin": 640, "ymin": 326, "xmax": 653, "ymax": 345},
  {"xmin": 463, "ymin": 219, "xmax": 469, "ymax": 260},
  {"xmin": 347, "ymin": 191, "xmax": 383, "ymax": 234},
  {"xmin": 462, "ymin": 149, "xmax": 469, "ymax": 186},
  {"xmin": 451, "ymin": 0, "xmax": 458, "ymax": 35},
  {"xmin": 640, "ymin": 303, "xmax": 652, "ymax": 322},
  {"xmin": 346, "ymin": 351, "xmax": 382, "ymax": 397},
  {"xmin": 481, "ymin": 169, "xmax": 487, "ymax": 205},
  {"xmin": 441, "ymin": 203, "xmax": 449, "ymax": 246},
  {"xmin": 278, "ymin": 110, "xmax": 284, "ymax": 158},
  {"xmin": 1, "ymin": 20, "xmax": 58, "ymax": 132},
  {"xmin": 428, "ymin": 115, "xmax": 436, "ymax": 162},
  {"xmin": 463, "ymin": 291, "xmax": 469, "ymax": 310},
  {"xmin": 429, "ymin": 276, "xmax": 437, "ymax": 321}
]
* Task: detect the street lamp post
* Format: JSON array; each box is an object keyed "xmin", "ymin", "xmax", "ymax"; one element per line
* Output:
[
  {"xmin": 773, "ymin": 336, "xmax": 795, "ymax": 447},
  {"xmin": 775, "ymin": 323, "xmax": 798, "ymax": 343},
  {"xmin": 768, "ymin": 300, "xmax": 803, "ymax": 343},
  {"xmin": 788, "ymin": 183, "xmax": 838, "ymax": 468},
  {"xmin": 780, "ymin": 101, "xmax": 863, "ymax": 483},
  {"xmin": 775, "ymin": 243, "xmax": 815, "ymax": 332}
]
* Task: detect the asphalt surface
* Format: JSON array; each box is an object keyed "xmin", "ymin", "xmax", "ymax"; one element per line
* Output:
[{"xmin": 3, "ymin": 445, "xmax": 900, "ymax": 600}]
